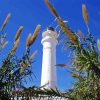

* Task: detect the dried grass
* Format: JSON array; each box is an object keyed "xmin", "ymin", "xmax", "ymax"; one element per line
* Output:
[
  {"xmin": 57, "ymin": 18, "xmax": 77, "ymax": 43},
  {"xmin": 97, "ymin": 39, "xmax": 100, "ymax": 50},
  {"xmin": 26, "ymin": 25, "xmax": 41, "ymax": 48},
  {"xmin": 10, "ymin": 38, "xmax": 20, "ymax": 56},
  {"xmin": 30, "ymin": 50, "xmax": 37, "ymax": 61},
  {"xmin": 0, "ymin": 13, "xmax": 11, "ymax": 32},
  {"xmin": 15, "ymin": 26, "xmax": 23, "ymax": 41},
  {"xmin": 45, "ymin": 0, "xmax": 77, "ymax": 44},
  {"xmin": 45, "ymin": 0, "xmax": 59, "ymax": 18},
  {"xmin": 20, "ymin": 61, "xmax": 29, "ymax": 73},
  {"xmin": 20, "ymin": 51, "xmax": 37, "ymax": 74},
  {"xmin": 26, "ymin": 34, "xmax": 32, "ymax": 48},
  {"xmin": 56, "ymin": 64, "xmax": 66, "ymax": 67},
  {"xmin": 82, "ymin": 4, "xmax": 88, "ymax": 25},
  {"xmin": 31, "ymin": 25, "xmax": 41, "ymax": 43}
]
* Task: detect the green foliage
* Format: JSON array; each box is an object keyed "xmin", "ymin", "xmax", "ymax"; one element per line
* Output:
[
  {"xmin": 60, "ymin": 8, "xmax": 100, "ymax": 100},
  {"xmin": 45, "ymin": 0, "xmax": 100, "ymax": 99},
  {"xmin": 66, "ymin": 34, "xmax": 100, "ymax": 99},
  {"xmin": 0, "ymin": 14, "xmax": 39, "ymax": 99}
]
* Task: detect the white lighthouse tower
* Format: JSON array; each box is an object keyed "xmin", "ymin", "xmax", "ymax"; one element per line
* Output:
[{"xmin": 41, "ymin": 27, "xmax": 58, "ymax": 89}]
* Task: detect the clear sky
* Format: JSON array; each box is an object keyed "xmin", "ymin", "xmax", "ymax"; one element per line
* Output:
[{"xmin": 0, "ymin": 0, "xmax": 100, "ymax": 91}]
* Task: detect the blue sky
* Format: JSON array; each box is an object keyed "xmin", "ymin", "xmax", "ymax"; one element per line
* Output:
[{"xmin": 0, "ymin": 0, "xmax": 100, "ymax": 91}]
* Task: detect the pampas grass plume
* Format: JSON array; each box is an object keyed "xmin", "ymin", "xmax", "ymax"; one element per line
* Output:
[
  {"xmin": 26, "ymin": 25, "xmax": 41, "ymax": 48},
  {"xmin": 26, "ymin": 33, "xmax": 32, "ymax": 48},
  {"xmin": 15, "ymin": 26, "xmax": 23, "ymax": 41},
  {"xmin": 10, "ymin": 38, "xmax": 20, "ymax": 56},
  {"xmin": 31, "ymin": 25, "xmax": 41, "ymax": 44},
  {"xmin": 97, "ymin": 39, "xmax": 100, "ymax": 51},
  {"xmin": 30, "ymin": 50, "xmax": 37, "ymax": 61},
  {"xmin": 0, "ymin": 13, "xmax": 11, "ymax": 32},
  {"xmin": 82, "ymin": 4, "xmax": 88, "ymax": 25},
  {"xmin": 45, "ymin": 0, "xmax": 59, "ymax": 18}
]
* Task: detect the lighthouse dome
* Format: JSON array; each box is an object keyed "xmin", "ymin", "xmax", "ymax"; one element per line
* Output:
[
  {"xmin": 47, "ymin": 27, "xmax": 55, "ymax": 31},
  {"xmin": 42, "ymin": 27, "xmax": 58, "ymax": 38}
]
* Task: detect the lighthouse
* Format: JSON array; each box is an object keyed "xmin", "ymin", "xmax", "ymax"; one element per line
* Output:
[{"xmin": 41, "ymin": 27, "xmax": 58, "ymax": 89}]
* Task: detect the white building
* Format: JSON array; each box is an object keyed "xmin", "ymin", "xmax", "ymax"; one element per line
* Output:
[{"xmin": 41, "ymin": 27, "xmax": 58, "ymax": 89}]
